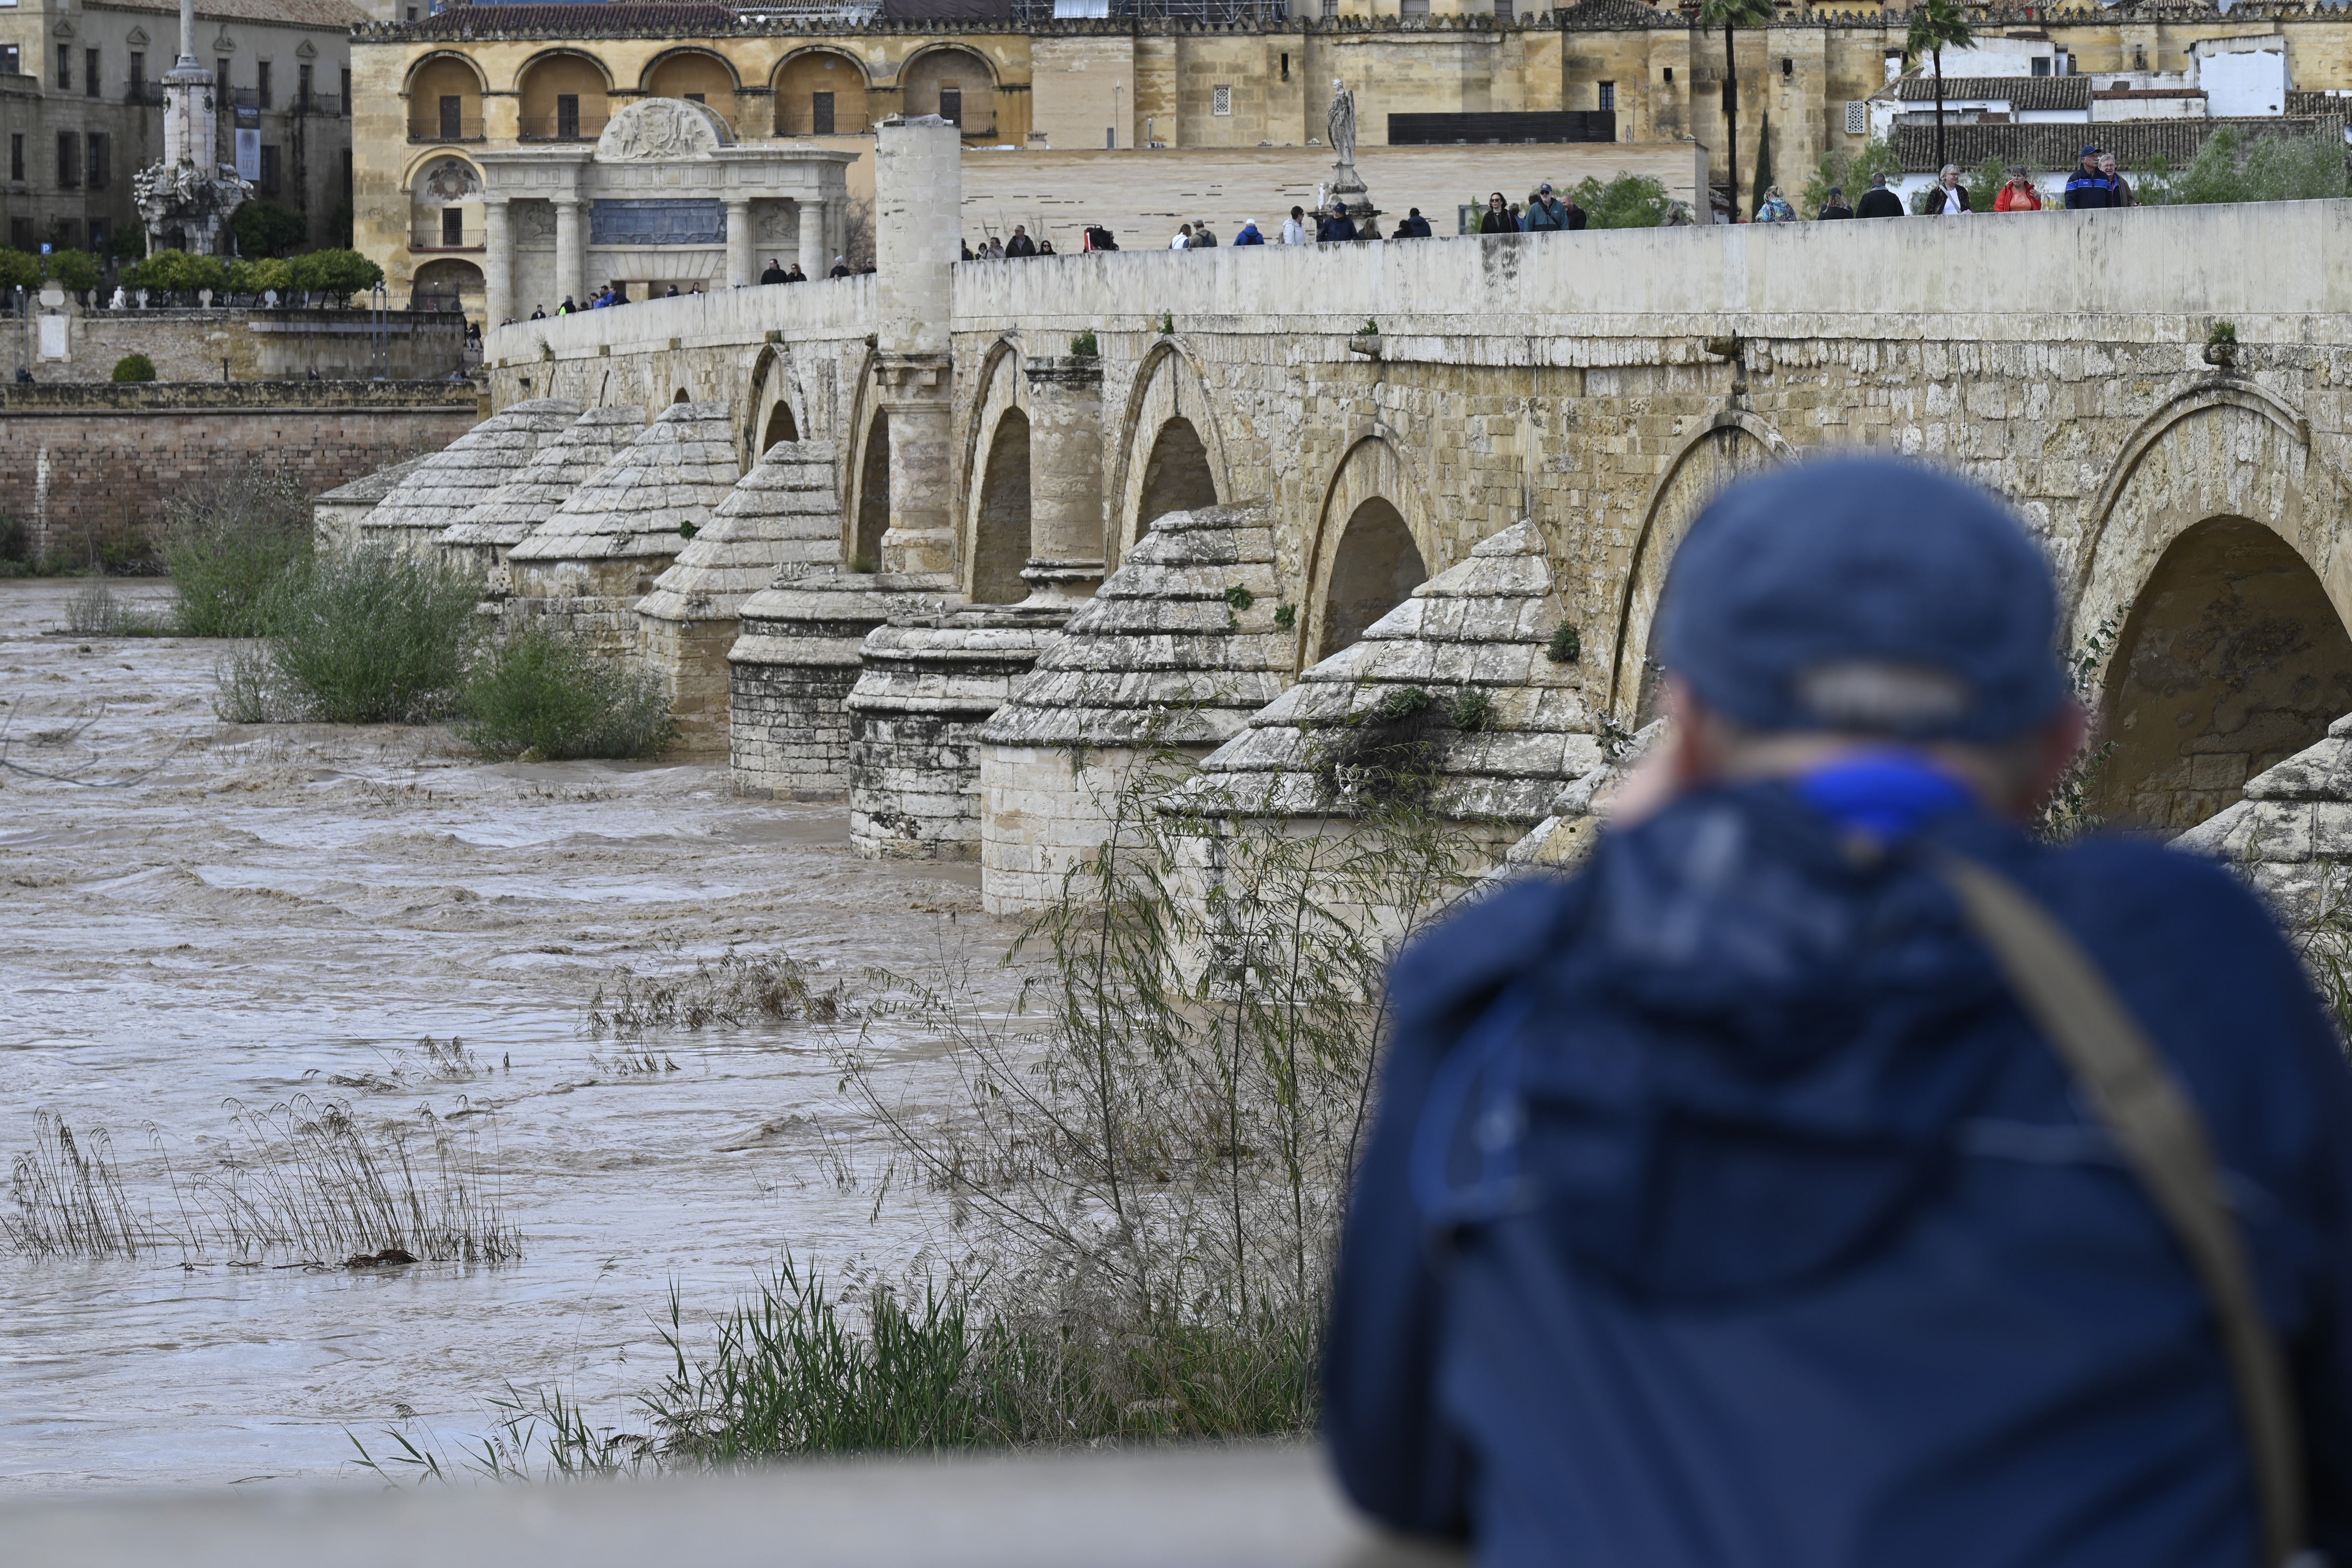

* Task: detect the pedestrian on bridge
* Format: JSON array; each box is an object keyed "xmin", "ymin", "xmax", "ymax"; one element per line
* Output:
[
  {"xmin": 1856, "ymin": 172, "xmax": 1905, "ymax": 218},
  {"xmin": 2066, "ymin": 145, "xmax": 2117, "ymax": 209},
  {"xmin": 1328, "ymin": 455, "xmax": 2352, "ymax": 1568}
]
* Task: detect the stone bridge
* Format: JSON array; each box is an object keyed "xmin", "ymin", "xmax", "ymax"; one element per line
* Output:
[{"xmin": 330, "ymin": 119, "xmax": 2352, "ymax": 915}]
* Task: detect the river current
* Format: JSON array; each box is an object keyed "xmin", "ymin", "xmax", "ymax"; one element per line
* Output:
[{"xmin": 0, "ymin": 579, "xmax": 1013, "ymax": 1490}]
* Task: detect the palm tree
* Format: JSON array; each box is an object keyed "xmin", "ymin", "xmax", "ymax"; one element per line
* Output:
[
  {"xmin": 1905, "ymin": 0, "xmax": 1978, "ymax": 175},
  {"xmin": 1700, "ymin": 0, "xmax": 1776, "ymax": 221}
]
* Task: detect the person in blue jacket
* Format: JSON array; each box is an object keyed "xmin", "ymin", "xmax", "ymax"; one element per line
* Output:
[
  {"xmin": 1325, "ymin": 455, "xmax": 2352, "ymax": 1568},
  {"xmin": 2066, "ymin": 144, "xmax": 2118, "ymax": 208}
]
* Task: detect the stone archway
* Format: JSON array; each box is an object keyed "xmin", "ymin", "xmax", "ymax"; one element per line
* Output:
[
  {"xmin": 762, "ymin": 401, "xmax": 799, "ymax": 451},
  {"xmin": 1304, "ymin": 434, "xmax": 1441, "ymax": 667},
  {"xmin": 1136, "ymin": 420, "xmax": 1217, "ymax": 532},
  {"xmin": 851, "ymin": 410, "xmax": 889, "ymax": 571},
  {"xmin": 1320, "ymin": 500, "xmax": 1426, "ymax": 660},
  {"xmin": 1609, "ymin": 414, "xmax": 1785, "ymax": 726},
  {"xmin": 971, "ymin": 409, "xmax": 1032, "ymax": 604},
  {"xmin": 1110, "ymin": 343, "xmax": 1229, "ymax": 565},
  {"xmin": 2094, "ymin": 519, "xmax": 2352, "ymax": 831}
]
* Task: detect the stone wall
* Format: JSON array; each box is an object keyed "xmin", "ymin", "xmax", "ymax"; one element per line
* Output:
[
  {"xmin": 0, "ymin": 381, "xmax": 479, "ymax": 564},
  {"xmin": 16, "ymin": 307, "xmax": 468, "ymax": 384}
]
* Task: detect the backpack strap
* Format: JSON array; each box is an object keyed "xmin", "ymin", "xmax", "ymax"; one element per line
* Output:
[{"xmin": 1937, "ymin": 855, "xmax": 2309, "ymax": 1567}]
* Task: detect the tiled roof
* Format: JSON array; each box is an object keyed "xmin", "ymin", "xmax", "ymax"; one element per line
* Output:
[
  {"xmin": 1553, "ymin": 0, "xmax": 1668, "ymax": 29},
  {"xmin": 90, "ymin": 0, "xmax": 370, "ymax": 30},
  {"xmin": 1891, "ymin": 75, "xmax": 2092, "ymax": 112},
  {"xmin": 390, "ymin": 2, "xmax": 742, "ymax": 35},
  {"xmin": 1890, "ymin": 115, "xmax": 2342, "ymax": 173},
  {"xmin": 2287, "ymin": 89, "xmax": 2352, "ymax": 117}
]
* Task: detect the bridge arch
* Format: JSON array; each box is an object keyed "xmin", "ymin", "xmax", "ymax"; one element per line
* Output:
[
  {"xmin": 1111, "ymin": 340, "xmax": 1230, "ymax": 566},
  {"xmin": 842, "ymin": 346, "xmax": 886, "ymax": 570},
  {"xmin": 1608, "ymin": 412, "xmax": 1788, "ymax": 726},
  {"xmin": 744, "ymin": 345, "xmax": 804, "ymax": 467},
  {"xmin": 1303, "ymin": 434, "xmax": 1440, "ymax": 667},
  {"xmin": 959, "ymin": 340, "xmax": 1033, "ymax": 604},
  {"xmin": 2074, "ymin": 387, "xmax": 2352, "ymax": 831}
]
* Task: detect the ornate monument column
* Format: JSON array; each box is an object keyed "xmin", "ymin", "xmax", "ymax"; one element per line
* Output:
[
  {"xmin": 797, "ymin": 197, "xmax": 824, "ymax": 278},
  {"xmin": 724, "ymin": 198, "xmax": 753, "ymax": 288},
  {"xmin": 1325, "ymin": 78, "xmax": 1374, "ymax": 223},
  {"xmin": 482, "ymin": 196, "xmax": 513, "ymax": 324},
  {"xmin": 871, "ymin": 115, "xmax": 960, "ymax": 579},
  {"xmin": 133, "ymin": 0, "xmax": 249, "ymax": 254},
  {"xmin": 1020, "ymin": 355, "xmax": 1106, "ymax": 602},
  {"xmin": 553, "ymin": 198, "xmax": 583, "ymax": 305}
]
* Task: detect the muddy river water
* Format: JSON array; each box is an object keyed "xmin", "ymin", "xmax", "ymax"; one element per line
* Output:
[{"xmin": 0, "ymin": 579, "xmax": 1019, "ymax": 1490}]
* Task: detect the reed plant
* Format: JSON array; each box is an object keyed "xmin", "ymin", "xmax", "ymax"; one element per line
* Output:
[{"xmin": 216, "ymin": 546, "xmax": 482, "ymax": 724}]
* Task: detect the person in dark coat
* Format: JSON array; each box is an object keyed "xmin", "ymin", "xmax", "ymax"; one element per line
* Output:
[
  {"xmin": 1817, "ymin": 185, "xmax": 1854, "ymax": 219},
  {"xmin": 1326, "ymin": 455, "xmax": 2352, "ymax": 1568},
  {"xmin": 1393, "ymin": 206, "xmax": 1432, "ymax": 238},
  {"xmin": 759, "ymin": 259, "xmax": 786, "ymax": 284},
  {"xmin": 1318, "ymin": 205, "xmax": 1358, "ymax": 243},
  {"xmin": 1522, "ymin": 183, "xmax": 1572, "ymax": 232},
  {"xmin": 1855, "ymin": 173, "xmax": 1905, "ymax": 217},
  {"xmin": 1478, "ymin": 192, "xmax": 1518, "ymax": 234},
  {"xmin": 1003, "ymin": 225, "xmax": 1038, "ymax": 257},
  {"xmin": 2066, "ymin": 145, "xmax": 2117, "ymax": 208}
]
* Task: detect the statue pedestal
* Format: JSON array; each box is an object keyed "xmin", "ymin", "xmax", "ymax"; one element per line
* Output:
[{"xmin": 1329, "ymin": 161, "xmax": 1375, "ymax": 221}]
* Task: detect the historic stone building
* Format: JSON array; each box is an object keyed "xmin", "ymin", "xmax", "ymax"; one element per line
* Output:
[
  {"xmin": 308, "ymin": 115, "xmax": 2352, "ymax": 920},
  {"xmin": 0, "ymin": 0, "xmax": 360, "ymax": 255},
  {"xmin": 352, "ymin": 0, "xmax": 2352, "ymax": 314}
]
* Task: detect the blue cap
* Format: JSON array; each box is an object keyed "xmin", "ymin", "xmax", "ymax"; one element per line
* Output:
[{"xmin": 1655, "ymin": 456, "xmax": 2068, "ymax": 742}]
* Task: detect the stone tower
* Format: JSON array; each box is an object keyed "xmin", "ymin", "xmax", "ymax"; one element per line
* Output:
[{"xmin": 133, "ymin": 0, "xmax": 250, "ymax": 255}]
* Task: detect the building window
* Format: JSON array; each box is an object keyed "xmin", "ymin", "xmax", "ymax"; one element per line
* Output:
[
  {"xmin": 7, "ymin": 132, "xmax": 19, "ymax": 181},
  {"xmin": 55, "ymin": 43, "xmax": 70, "ymax": 91},
  {"xmin": 555, "ymin": 93, "xmax": 579, "ymax": 139},
  {"xmin": 341, "ymin": 147, "xmax": 351, "ymax": 198},
  {"xmin": 1598, "ymin": 80, "xmax": 1615, "ymax": 111},
  {"xmin": 1494, "ymin": 0, "xmax": 1513, "ymax": 16},
  {"xmin": 298, "ymin": 62, "xmax": 312, "ymax": 110},
  {"xmin": 53, "ymin": 218, "xmax": 76, "ymax": 249},
  {"xmin": 0, "ymin": 44, "xmax": 18, "ymax": 75},
  {"xmin": 442, "ymin": 206, "xmax": 462, "ymax": 246},
  {"xmin": 1662, "ymin": 66, "xmax": 1673, "ymax": 83},
  {"xmin": 1280, "ymin": 52, "xmax": 1290, "ymax": 81},
  {"xmin": 87, "ymin": 218, "xmax": 105, "ymax": 252},
  {"xmin": 1844, "ymin": 99, "xmax": 1867, "ymax": 134},
  {"xmin": 256, "ymin": 60, "xmax": 271, "ymax": 109},
  {"xmin": 1321, "ymin": 0, "xmax": 1337, "ymax": 18},
  {"xmin": 216, "ymin": 58, "xmax": 229, "ymax": 90},
  {"xmin": 1781, "ymin": 56, "xmax": 1793, "ymax": 77},
  {"xmin": 811, "ymin": 90, "xmax": 834, "ymax": 134},
  {"xmin": 56, "ymin": 130, "xmax": 78, "ymax": 187},
  {"xmin": 341, "ymin": 66, "xmax": 350, "ymax": 112},
  {"xmin": 129, "ymin": 51, "xmax": 144, "ymax": 97},
  {"xmin": 939, "ymin": 87, "xmax": 962, "ymax": 126},
  {"xmin": 2032, "ymin": 56, "xmax": 2052, "ymax": 77},
  {"xmin": 84, "ymin": 47, "xmax": 99, "ymax": 97},
  {"xmin": 1400, "ymin": 0, "xmax": 1429, "ymax": 15},
  {"xmin": 439, "ymin": 94, "xmax": 461, "ymax": 139},
  {"xmin": 87, "ymin": 131, "xmax": 107, "ymax": 189},
  {"xmin": 406, "ymin": 7, "xmax": 416, "ymax": 20},
  {"xmin": 8, "ymin": 217, "xmax": 29, "ymax": 250},
  {"xmin": 259, "ymin": 142, "xmax": 280, "ymax": 194},
  {"xmin": 684, "ymin": 91, "xmax": 704, "ymax": 103},
  {"xmin": 1212, "ymin": 84, "xmax": 1231, "ymax": 116}
]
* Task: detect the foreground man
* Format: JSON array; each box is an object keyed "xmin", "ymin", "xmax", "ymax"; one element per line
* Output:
[{"xmin": 1326, "ymin": 457, "xmax": 2352, "ymax": 1567}]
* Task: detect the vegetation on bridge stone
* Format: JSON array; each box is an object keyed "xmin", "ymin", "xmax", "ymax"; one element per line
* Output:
[
  {"xmin": 1568, "ymin": 172, "xmax": 1677, "ymax": 229},
  {"xmin": 216, "ymin": 547, "xmax": 482, "ymax": 725}
]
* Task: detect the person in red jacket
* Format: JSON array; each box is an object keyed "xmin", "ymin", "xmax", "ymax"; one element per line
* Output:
[{"xmin": 1994, "ymin": 166, "xmax": 2044, "ymax": 212}]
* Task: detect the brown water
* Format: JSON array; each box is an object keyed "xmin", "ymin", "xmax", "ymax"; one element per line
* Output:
[{"xmin": 0, "ymin": 580, "xmax": 1015, "ymax": 1489}]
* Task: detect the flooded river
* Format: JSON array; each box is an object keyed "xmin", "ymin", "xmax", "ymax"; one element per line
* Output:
[{"xmin": 0, "ymin": 579, "xmax": 1016, "ymax": 1490}]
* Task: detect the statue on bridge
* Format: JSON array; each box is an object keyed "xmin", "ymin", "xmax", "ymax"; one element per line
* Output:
[{"xmin": 1325, "ymin": 79, "xmax": 1373, "ymax": 227}]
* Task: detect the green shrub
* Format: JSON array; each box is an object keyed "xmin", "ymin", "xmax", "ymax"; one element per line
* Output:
[
  {"xmin": 288, "ymin": 248, "xmax": 385, "ymax": 303},
  {"xmin": 0, "ymin": 247, "xmax": 40, "ymax": 291},
  {"xmin": 164, "ymin": 464, "xmax": 312, "ymax": 638},
  {"xmin": 456, "ymin": 624, "xmax": 675, "ymax": 761},
  {"xmin": 126, "ymin": 249, "xmax": 228, "ymax": 296},
  {"xmin": 2139, "ymin": 127, "xmax": 2352, "ymax": 206},
  {"xmin": 225, "ymin": 256, "xmax": 296, "ymax": 296},
  {"xmin": 246, "ymin": 547, "xmax": 481, "ymax": 724},
  {"xmin": 110, "ymin": 353, "xmax": 156, "ymax": 383},
  {"xmin": 1569, "ymin": 172, "xmax": 1675, "ymax": 228},
  {"xmin": 45, "ymin": 248, "xmax": 100, "ymax": 294}
]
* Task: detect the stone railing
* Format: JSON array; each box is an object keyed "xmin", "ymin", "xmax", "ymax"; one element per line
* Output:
[{"xmin": 0, "ymin": 1443, "xmax": 1463, "ymax": 1568}]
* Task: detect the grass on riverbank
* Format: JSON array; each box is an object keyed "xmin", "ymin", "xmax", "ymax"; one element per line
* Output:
[{"xmin": 164, "ymin": 465, "xmax": 314, "ymax": 639}]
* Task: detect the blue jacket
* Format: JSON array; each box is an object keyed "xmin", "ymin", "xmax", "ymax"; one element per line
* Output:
[
  {"xmin": 1326, "ymin": 778, "xmax": 2352, "ymax": 1568},
  {"xmin": 2065, "ymin": 167, "xmax": 2117, "ymax": 209}
]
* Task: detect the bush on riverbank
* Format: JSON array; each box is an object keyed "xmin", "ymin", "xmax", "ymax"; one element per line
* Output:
[
  {"xmin": 456, "ymin": 624, "xmax": 675, "ymax": 762},
  {"xmin": 215, "ymin": 547, "xmax": 480, "ymax": 724},
  {"xmin": 164, "ymin": 463, "xmax": 314, "ymax": 638}
]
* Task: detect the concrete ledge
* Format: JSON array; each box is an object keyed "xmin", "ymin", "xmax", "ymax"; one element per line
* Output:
[
  {"xmin": 0, "ymin": 1441, "xmax": 1458, "ymax": 1568},
  {"xmin": 0, "ymin": 380, "xmax": 479, "ymax": 411}
]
